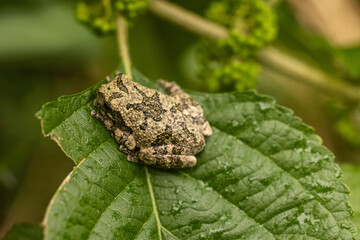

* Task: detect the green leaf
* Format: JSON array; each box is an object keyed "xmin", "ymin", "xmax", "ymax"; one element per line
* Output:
[
  {"xmin": 37, "ymin": 68, "xmax": 357, "ymax": 239},
  {"xmin": 1, "ymin": 223, "xmax": 43, "ymax": 240},
  {"xmin": 341, "ymin": 164, "xmax": 360, "ymax": 238}
]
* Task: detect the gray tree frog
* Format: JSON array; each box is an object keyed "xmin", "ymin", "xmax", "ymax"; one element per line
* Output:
[{"xmin": 91, "ymin": 73, "xmax": 212, "ymax": 169}]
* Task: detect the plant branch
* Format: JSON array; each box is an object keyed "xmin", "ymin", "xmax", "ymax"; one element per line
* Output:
[
  {"xmin": 148, "ymin": 0, "xmax": 360, "ymax": 103},
  {"xmin": 267, "ymin": 0, "xmax": 284, "ymax": 8},
  {"xmin": 148, "ymin": 0, "xmax": 229, "ymax": 41},
  {"xmin": 116, "ymin": 14, "xmax": 133, "ymax": 79},
  {"xmin": 258, "ymin": 47, "xmax": 360, "ymax": 103},
  {"xmin": 103, "ymin": 0, "xmax": 112, "ymax": 20}
]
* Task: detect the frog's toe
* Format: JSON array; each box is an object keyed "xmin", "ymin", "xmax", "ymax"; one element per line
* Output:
[
  {"xmin": 200, "ymin": 121, "xmax": 213, "ymax": 137},
  {"xmin": 119, "ymin": 145, "xmax": 130, "ymax": 154},
  {"xmin": 90, "ymin": 110, "xmax": 97, "ymax": 117},
  {"xmin": 125, "ymin": 135, "xmax": 136, "ymax": 150},
  {"xmin": 126, "ymin": 153, "xmax": 140, "ymax": 163},
  {"xmin": 91, "ymin": 110, "xmax": 103, "ymax": 121},
  {"xmin": 156, "ymin": 79, "xmax": 169, "ymax": 88}
]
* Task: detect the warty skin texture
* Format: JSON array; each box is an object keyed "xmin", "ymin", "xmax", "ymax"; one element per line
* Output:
[{"xmin": 91, "ymin": 74, "xmax": 212, "ymax": 168}]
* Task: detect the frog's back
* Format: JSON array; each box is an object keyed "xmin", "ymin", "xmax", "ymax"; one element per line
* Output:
[{"xmin": 117, "ymin": 82, "xmax": 205, "ymax": 153}]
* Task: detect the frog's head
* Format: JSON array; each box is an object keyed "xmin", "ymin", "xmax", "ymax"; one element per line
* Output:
[
  {"xmin": 96, "ymin": 73, "xmax": 134, "ymax": 111},
  {"xmin": 98, "ymin": 73, "xmax": 132, "ymax": 98}
]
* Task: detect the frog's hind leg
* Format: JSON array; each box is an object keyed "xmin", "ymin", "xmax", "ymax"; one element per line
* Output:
[
  {"xmin": 140, "ymin": 145, "xmax": 194, "ymax": 155},
  {"xmin": 138, "ymin": 145, "xmax": 196, "ymax": 168},
  {"xmin": 157, "ymin": 79, "xmax": 184, "ymax": 94},
  {"xmin": 157, "ymin": 79, "xmax": 213, "ymax": 137},
  {"xmin": 139, "ymin": 153, "xmax": 196, "ymax": 169},
  {"xmin": 121, "ymin": 146, "xmax": 141, "ymax": 164}
]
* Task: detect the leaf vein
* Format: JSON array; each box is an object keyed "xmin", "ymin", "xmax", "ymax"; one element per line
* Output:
[
  {"xmin": 133, "ymin": 214, "xmax": 153, "ymax": 240},
  {"xmin": 211, "ymin": 126, "xmax": 342, "ymax": 236},
  {"xmin": 161, "ymin": 226, "xmax": 180, "ymax": 240},
  {"xmin": 179, "ymin": 171, "xmax": 275, "ymax": 238},
  {"xmin": 50, "ymin": 100, "xmax": 93, "ymax": 134},
  {"xmin": 85, "ymin": 177, "xmax": 137, "ymax": 239}
]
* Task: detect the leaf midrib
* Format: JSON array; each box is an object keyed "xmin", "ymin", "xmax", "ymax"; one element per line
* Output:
[
  {"xmin": 145, "ymin": 166, "xmax": 163, "ymax": 240},
  {"xmin": 145, "ymin": 167, "xmax": 181, "ymax": 240}
]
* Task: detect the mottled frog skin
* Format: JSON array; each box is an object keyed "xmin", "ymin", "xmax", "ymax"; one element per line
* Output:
[{"xmin": 91, "ymin": 73, "xmax": 212, "ymax": 168}]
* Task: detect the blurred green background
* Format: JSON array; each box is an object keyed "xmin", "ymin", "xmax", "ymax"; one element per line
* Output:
[{"xmin": 1, "ymin": 0, "xmax": 360, "ymax": 237}]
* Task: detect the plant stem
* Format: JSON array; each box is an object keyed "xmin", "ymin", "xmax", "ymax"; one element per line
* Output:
[
  {"xmin": 103, "ymin": 0, "xmax": 112, "ymax": 20},
  {"xmin": 116, "ymin": 14, "xmax": 133, "ymax": 79},
  {"xmin": 258, "ymin": 47, "xmax": 360, "ymax": 103},
  {"xmin": 148, "ymin": 0, "xmax": 360, "ymax": 103},
  {"xmin": 148, "ymin": 0, "xmax": 229, "ymax": 41},
  {"xmin": 267, "ymin": 0, "xmax": 284, "ymax": 8}
]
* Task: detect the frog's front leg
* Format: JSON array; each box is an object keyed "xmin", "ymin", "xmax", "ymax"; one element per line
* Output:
[
  {"xmin": 91, "ymin": 110, "xmax": 136, "ymax": 151},
  {"xmin": 157, "ymin": 80, "xmax": 212, "ymax": 137},
  {"xmin": 113, "ymin": 128, "xmax": 136, "ymax": 150},
  {"xmin": 91, "ymin": 110, "xmax": 115, "ymax": 131},
  {"xmin": 138, "ymin": 145, "xmax": 196, "ymax": 168}
]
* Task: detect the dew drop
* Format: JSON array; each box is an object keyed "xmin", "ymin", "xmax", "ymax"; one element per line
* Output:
[
  {"xmin": 259, "ymin": 102, "xmax": 272, "ymax": 111},
  {"xmin": 310, "ymin": 218, "xmax": 320, "ymax": 225},
  {"xmin": 305, "ymin": 147, "xmax": 312, "ymax": 153},
  {"xmin": 231, "ymin": 120, "xmax": 239, "ymax": 127},
  {"xmin": 249, "ymin": 176, "xmax": 257, "ymax": 183},
  {"xmin": 310, "ymin": 153, "xmax": 322, "ymax": 163},
  {"xmin": 335, "ymin": 167, "xmax": 341, "ymax": 178},
  {"xmin": 295, "ymin": 148, "xmax": 304, "ymax": 153},
  {"xmin": 171, "ymin": 200, "xmax": 183, "ymax": 214},
  {"xmin": 205, "ymin": 186, "xmax": 213, "ymax": 192},
  {"xmin": 297, "ymin": 212, "xmax": 309, "ymax": 225},
  {"xmin": 340, "ymin": 223, "xmax": 353, "ymax": 230}
]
